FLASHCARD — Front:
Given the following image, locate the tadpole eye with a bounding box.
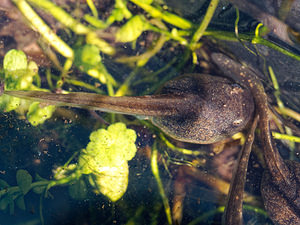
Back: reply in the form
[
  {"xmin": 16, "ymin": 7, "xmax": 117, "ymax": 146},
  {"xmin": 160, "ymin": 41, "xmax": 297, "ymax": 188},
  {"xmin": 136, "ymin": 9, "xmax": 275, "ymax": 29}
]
[{"xmin": 233, "ymin": 119, "xmax": 243, "ymax": 126}]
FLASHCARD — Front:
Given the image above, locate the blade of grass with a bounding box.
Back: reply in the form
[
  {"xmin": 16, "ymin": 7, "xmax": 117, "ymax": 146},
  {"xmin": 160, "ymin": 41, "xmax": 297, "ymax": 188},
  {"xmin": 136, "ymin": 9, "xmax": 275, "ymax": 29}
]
[
  {"xmin": 189, "ymin": 0, "xmax": 219, "ymax": 50},
  {"xmin": 12, "ymin": 0, "xmax": 74, "ymax": 59},
  {"xmin": 151, "ymin": 142, "xmax": 172, "ymax": 225}
]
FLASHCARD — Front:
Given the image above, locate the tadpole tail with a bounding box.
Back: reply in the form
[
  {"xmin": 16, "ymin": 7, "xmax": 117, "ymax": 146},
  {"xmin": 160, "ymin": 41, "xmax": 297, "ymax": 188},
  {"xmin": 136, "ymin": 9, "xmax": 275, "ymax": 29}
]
[
  {"xmin": 223, "ymin": 114, "xmax": 259, "ymax": 225},
  {"xmin": 4, "ymin": 90, "xmax": 189, "ymax": 117},
  {"xmin": 0, "ymin": 76, "xmax": 4, "ymax": 96},
  {"xmin": 212, "ymin": 53, "xmax": 292, "ymax": 188},
  {"xmin": 0, "ymin": 82, "xmax": 3, "ymax": 96}
]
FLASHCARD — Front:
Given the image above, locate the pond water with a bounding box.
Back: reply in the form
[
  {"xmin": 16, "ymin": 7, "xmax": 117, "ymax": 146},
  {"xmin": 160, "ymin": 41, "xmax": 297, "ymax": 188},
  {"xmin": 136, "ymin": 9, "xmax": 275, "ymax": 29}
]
[{"xmin": 0, "ymin": 0, "xmax": 299, "ymax": 225}]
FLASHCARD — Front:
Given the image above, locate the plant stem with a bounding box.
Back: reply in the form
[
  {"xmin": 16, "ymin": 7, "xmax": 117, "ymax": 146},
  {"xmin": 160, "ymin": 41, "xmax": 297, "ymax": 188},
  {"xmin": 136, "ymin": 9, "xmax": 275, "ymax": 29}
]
[
  {"xmin": 149, "ymin": 25, "xmax": 188, "ymax": 45},
  {"xmin": 86, "ymin": 0, "xmax": 98, "ymax": 18},
  {"xmin": 203, "ymin": 30, "xmax": 300, "ymax": 61},
  {"xmin": 272, "ymin": 132, "xmax": 300, "ymax": 143},
  {"xmin": 115, "ymin": 67, "xmax": 139, "ymax": 96},
  {"xmin": 12, "ymin": 0, "xmax": 74, "ymax": 59},
  {"xmin": 130, "ymin": 0, "xmax": 193, "ymax": 30},
  {"xmin": 27, "ymin": 0, "xmax": 115, "ymax": 55},
  {"xmin": 28, "ymin": 0, "xmax": 89, "ymax": 34},
  {"xmin": 159, "ymin": 133, "xmax": 205, "ymax": 156},
  {"xmin": 117, "ymin": 35, "xmax": 167, "ymax": 66},
  {"xmin": 151, "ymin": 143, "xmax": 172, "ymax": 225},
  {"xmin": 252, "ymin": 36, "xmax": 300, "ymax": 61},
  {"xmin": 275, "ymin": 106, "xmax": 300, "ymax": 122},
  {"xmin": 190, "ymin": 0, "xmax": 219, "ymax": 50},
  {"xmin": 268, "ymin": 66, "xmax": 295, "ymax": 158},
  {"xmin": 188, "ymin": 207, "xmax": 225, "ymax": 225},
  {"xmin": 46, "ymin": 171, "xmax": 81, "ymax": 191}
]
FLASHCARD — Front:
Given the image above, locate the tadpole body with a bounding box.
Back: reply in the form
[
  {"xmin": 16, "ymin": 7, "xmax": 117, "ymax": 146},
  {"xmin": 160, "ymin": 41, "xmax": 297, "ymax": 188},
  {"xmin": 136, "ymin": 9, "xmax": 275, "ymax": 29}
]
[
  {"xmin": 4, "ymin": 73, "xmax": 254, "ymax": 144},
  {"xmin": 212, "ymin": 53, "xmax": 300, "ymax": 225}
]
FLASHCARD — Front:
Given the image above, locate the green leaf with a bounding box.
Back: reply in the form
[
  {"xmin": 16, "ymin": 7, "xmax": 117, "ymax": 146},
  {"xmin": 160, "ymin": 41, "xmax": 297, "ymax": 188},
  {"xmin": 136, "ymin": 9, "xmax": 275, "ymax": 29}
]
[
  {"xmin": 0, "ymin": 49, "xmax": 38, "ymax": 113},
  {"xmin": 116, "ymin": 15, "xmax": 149, "ymax": 42},
  {"xmin": 32, "ymin": 173, "xmax": 47, "ymax": 194},
  {"xmin": 115, "ymin": 0, "xmax": 132, "ymax": 19},
  {"xmin": 78, "ymin": 122, "xmax": 137, "ymax": 172},
  {"xmin": 32, "ymin": 187, "xmax": 45, "ymax": 195},
  {"xmin": 16, "ymin": 170, "xmax": 32, "ymax": 195},
  {"xmin": 32, "ymin": 186, "xmax": 46, "ymax": 195},
  {"xmin": 68, "ymin": 179, "xmax": 88, "ymax": 200},
  {"xmin": 27, "ymin": 61, "xmax": 39, "ymax": 74},
  {"xmin": 84, "ymin": 15, "xmax": 107, "ymax": 29},
  {"xmin": 9, "ymin": 199, "xmax": 14, "ymax": 215},
  {"xmin": 0, "ymin": 95, "xmax": 21, "ymax": 112},
  {"xmin": 107, "ymin": 0, "xmax": 132, "ymax": 24},
  {"xmin": 81, "ymin": 45, "xmax": 101, "ymax": 66},
  {"xmin": 138, "ymin": 0, "xmax": 153, "ymax": 4},
  {"xmin": 89, "ymin": 161, "xmax": 129, "ymax": 202},
  {"xmin": 0, "ymin": 194, "xmax": 12, "ymax": 211},
  {"xmin": 3, "ymin": 49, "xmax": 27, "ymax": 71},
  {"xmin": 78, "ymin": 122, "xmax": 137, "ymax": 201},
  {"xmin": 15, "ymin": 195, "xmax": 26, "ymax": 211},
  {"xmin": 74, "ymin": 45, "xmax": 101, "ymax": 72},
  {"xmin": 0, "ymin": 179, "xmax": 9, "ymax": 189},
  {"xmin": 27, "ymin": 102, "xmax": 56, "ymax": 126}
]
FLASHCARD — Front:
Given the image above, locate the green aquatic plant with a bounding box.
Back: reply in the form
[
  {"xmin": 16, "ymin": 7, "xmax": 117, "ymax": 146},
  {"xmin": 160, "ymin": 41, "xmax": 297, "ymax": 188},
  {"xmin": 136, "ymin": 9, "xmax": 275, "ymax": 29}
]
[
  {"xmin": 0, "ymin": 49, "xmax": 56, "ymax": 125},
  {"xmin": 1, "ymin": 49, "xmax": 36, "ymax": 112},
  {"xmin": 0, "ymin": 123, "xmax": 137, "ymax": 215},
  {"xmin": 0, "ymin": 0, "xmax": 300, "ymax": 224},
  {"xmin": 78, "ymin": 122, "xmax": 137, "ymax": 201}
]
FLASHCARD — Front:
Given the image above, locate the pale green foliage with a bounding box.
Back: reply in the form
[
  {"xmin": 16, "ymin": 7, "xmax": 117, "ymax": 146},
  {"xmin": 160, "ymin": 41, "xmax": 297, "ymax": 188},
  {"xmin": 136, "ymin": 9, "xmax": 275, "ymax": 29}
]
[
  {"xmin": 68, "ymin": 179, "xmax": 88, "ymax": 200},
  {"xmin": 3, "ymin": 49, "xmax": 27, "ymax": 71},
  {"xmin": 3, "ymin": 49, "xmax": 36, "ymax": 91},
  {"xmin": 89, "ymin": 161, "xmax": 129, "ymax": 202},
  {"xmin": 116, "ymin": 15, "xmax": 150, "ymax": 42},
  {"xmin": 16, "ymin": 169, "xmax": 32, "ymax": 195},
  {"xmin": 0, "ymin": 95, "xmax": 21, "ymax": 112},
  {"xmin": 27, "ymin": 102, "xmax": 56, "ymax": 126},
  {"xmin": 1, "ymin": 49, "xmax": 55, "ymax": 126},
  {"xmin": 74, "ymin": 44, "xmax": 108, "ymax": 82},
  {"xmin": 74, "ymin": 44, "xmax": 101, "ymax": 71},
  {"xmin": 139, "ymin": 0, "xmax": 153, "ymax": 4},
  {"xmin": 78, "ymin": 122, "xmax": 137, "ymax": 201},
  {"xmin": 0, "ymin": 170, "xmax": 32, "ymax": 214},
  {"xmin": 107, "ymin": 0, "xmax": 132, "ymax": 24},
  {"xmin": 79, "ymin": 122, "xmax": 137, "ymax": 172},
  {"xmin": 1, "ymin": 50, "xmax": 33, "ymax": 111}
]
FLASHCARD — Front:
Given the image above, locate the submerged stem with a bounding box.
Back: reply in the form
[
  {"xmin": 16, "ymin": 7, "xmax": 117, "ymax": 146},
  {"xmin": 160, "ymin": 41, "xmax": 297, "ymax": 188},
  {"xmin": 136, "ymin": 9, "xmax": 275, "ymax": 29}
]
[
  {"xmin": 151, "ymin": 143, "xmax": 172, "ymax": 225},
  {"xmin": 12, "ymin": 0, "xmax": 74, "ymax": 59},
  {"xmin": 190, "ymin": 0, "xmax": 219, "ymax": 50}
]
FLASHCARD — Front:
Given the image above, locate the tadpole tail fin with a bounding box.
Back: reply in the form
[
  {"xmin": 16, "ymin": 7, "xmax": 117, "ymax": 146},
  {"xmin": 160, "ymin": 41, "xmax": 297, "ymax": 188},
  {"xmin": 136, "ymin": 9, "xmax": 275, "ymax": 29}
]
[
  {"xmin": 4, "ymin": 90, "xmax": 189, "ymax": 117},
  {"xmin": 0, "ymin": 78, "xmax": 4, "ymax": 96}
]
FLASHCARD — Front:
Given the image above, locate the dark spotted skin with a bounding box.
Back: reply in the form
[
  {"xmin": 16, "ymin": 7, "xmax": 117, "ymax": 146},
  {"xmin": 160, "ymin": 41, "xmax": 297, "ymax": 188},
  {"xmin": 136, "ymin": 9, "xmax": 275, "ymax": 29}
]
[
  {"xmin": 212, "ymin": 53, "xmax": 300, "ymax": 225},
  {"xmin": 151, "ymin": 74, "xmax": 254, "ymax": 144}
]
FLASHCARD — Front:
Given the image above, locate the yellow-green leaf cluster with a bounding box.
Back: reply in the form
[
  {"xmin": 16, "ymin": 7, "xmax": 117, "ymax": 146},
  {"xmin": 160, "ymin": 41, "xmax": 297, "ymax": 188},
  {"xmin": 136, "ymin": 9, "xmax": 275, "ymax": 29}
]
[
  {"xmin": 74, "ymin": 44, "xmax": 107, "ymax": 83},
  {"xmin": 27, "ymin": 102, "xmax": 56, "ymax": 126},
  {"xmin": 3, "ymin": 49, "xmax": 37, "ymax": 91},
  {"xmin": 79, "ymin": 122, "xmax": 137, "ymax": 173},
  {"xmin": 1, "ymin": 49, "xmax": 56, "ymax": 126},
  {"xmin": 89, "ymin": 161, "xmax": 129, "ymax": 202},
  {"xmin": 1, "ymin": 50, "xmax": 37, "ymax": 112},
  {"xmin": 116, "ymin": 15, "xmax": 150, "ymax": 42},
  {"xmin": 78, "ymin": 122, "xmax": 137, "ymax": 201}
]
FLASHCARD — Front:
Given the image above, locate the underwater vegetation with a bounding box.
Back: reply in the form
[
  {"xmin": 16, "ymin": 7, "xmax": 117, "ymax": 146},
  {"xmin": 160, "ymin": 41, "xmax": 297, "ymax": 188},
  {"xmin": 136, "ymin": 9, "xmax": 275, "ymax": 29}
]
[{"xmin": 0, "ymin": 0, "xmax": 300, "ymax": 224}]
